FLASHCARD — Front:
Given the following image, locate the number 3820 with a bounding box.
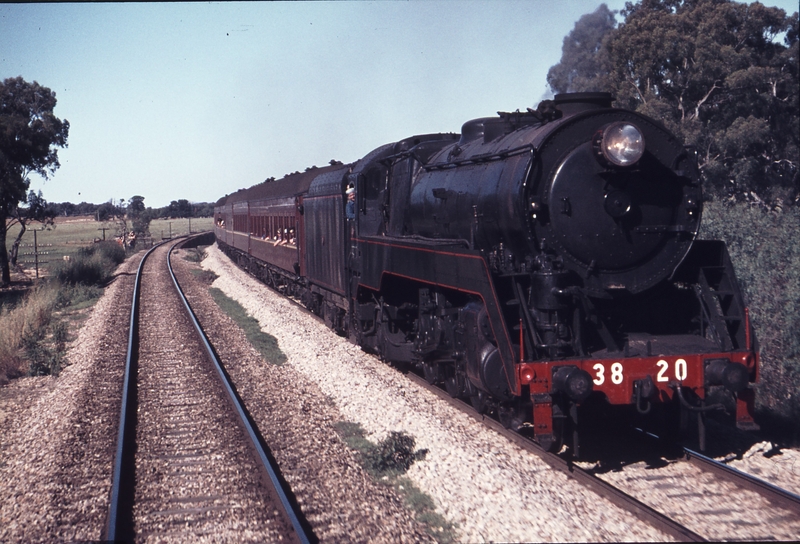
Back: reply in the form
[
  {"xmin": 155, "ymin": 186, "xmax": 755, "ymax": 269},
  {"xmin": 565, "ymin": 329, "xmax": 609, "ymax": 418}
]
[{"xmin": 592, "ymin": 359, "xmax": 688, "ymax": 386}]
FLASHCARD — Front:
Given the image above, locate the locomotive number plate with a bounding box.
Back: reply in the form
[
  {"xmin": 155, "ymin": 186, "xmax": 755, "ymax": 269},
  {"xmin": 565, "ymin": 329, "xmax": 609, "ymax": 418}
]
[{"xmin": 592, "ymin": 358, "xmax": 689, "ymax": 386}]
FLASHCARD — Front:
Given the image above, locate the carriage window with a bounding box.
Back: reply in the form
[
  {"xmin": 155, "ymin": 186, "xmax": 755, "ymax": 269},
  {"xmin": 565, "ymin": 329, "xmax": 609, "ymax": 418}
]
[{"xmin": 233, "ymin": 214, "xmax": 247, "ymax": 232}]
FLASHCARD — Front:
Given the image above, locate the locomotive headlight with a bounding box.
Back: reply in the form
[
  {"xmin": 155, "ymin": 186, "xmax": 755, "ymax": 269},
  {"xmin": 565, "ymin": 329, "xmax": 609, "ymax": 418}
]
[{"xmin": 598, "ymin": 122, "xmax": 645, "ymax": 167}]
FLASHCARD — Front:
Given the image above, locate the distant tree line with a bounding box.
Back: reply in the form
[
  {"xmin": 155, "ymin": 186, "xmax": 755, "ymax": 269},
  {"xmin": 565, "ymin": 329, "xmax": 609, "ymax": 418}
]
[
  {"xmin": 46, "ymin": 198, "xmax": 215, "ymax": 221},
  {"xmin": 547, "ymin": 0, "xmax": 798, "ymax": 206},
  {"xmin": 4, "ymin": 192, "xmax": 216, "ymax": 270}
]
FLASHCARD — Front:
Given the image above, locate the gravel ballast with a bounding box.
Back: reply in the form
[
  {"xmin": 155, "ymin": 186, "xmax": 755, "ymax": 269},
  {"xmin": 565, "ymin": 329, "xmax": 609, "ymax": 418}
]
[
  {"xmin": 172, "ymin": 248, "xmax": 433, "ymax": 542},
  {"xmin": 0, "ymin": 256, "xmax": 139, "ymax": 542},
  {"xmin": 3, "ymin": 240, "xmax": 798, "ymax": 542},
  {"xmin": 201, "ymin": 243, "xmax": 671, "ymax": 542}
]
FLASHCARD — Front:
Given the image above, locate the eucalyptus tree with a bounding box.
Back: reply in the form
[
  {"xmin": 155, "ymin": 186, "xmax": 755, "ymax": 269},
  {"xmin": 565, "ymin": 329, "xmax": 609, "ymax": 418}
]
[
  {"xmin": 548, "ymin": 0, "xmax": 799, "ymax": 204},
  {"xmin": 0, "ymin": 77, "xmax": 69, "ymax": 285},
  {"xmin": 127, "ymin": 194, "xmax": 153, "ymax": 237}
]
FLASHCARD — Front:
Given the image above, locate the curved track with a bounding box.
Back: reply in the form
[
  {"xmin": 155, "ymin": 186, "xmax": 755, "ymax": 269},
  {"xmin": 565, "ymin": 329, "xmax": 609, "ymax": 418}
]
[
  {"xmin": 404, "ymin": 372, "xmax": 706, "ymax": 541},
  {"xmin": 682, "ymin": 446, "xmax": 800, "ymax": 516},
  {"xmin": 103, "ymin": 239, "xmax": 313, "ymax": 543},
  {"xmin": 219, "ymin": 254, "xmax": 704, "ymax": 541},
  {"xmin": 410, "ymin": 371, "xmax": 800, "ymax": 541}
]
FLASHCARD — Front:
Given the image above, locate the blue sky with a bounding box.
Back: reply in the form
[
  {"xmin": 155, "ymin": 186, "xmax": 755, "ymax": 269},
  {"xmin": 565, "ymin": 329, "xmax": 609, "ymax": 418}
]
[{"xmin": 2, "ymin": 0, "xmax": 798, "ymax": 209}]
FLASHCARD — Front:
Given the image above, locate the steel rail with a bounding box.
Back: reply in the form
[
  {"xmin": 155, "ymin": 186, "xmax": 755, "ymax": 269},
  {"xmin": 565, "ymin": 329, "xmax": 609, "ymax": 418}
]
[
  {"xmin": 104, "ymin": 242, "xmax": 164, "ymax": 542},
  {"xmin": 167, "ymin": 240, "xmax": 312, "ymax": 544},
  {"xmin": 219, "ymin": 239, "xmax": 799, "ymax": 539},
  {"xmin": 104, "ymin": 238, "xmax": 313, "ymax": 543},
  {"xmin": 683, "ymin": 447, "xmax": 800, "ymax": 516},
  {"xmin": 632, "ymin": 425, "xmax": 800, "ymax": 517},
  {"xmin": 404, "ymin": 372, "xmax": 706, "ymax": 543}
]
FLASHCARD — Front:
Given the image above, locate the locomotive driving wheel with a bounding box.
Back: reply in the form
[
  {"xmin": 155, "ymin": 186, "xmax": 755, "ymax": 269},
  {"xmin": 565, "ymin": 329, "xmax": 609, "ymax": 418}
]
[
  {"xmin": 468, "ymin": 384, "xmax": 488, "ymax": 414},
  {"xmin": 422, "ymin": 361, "xmax": 443, "ymax": 384},
  {"xmin": 444, "ymin": 365, "xmax": 467, "ymax": 398},
  {"xmin": 498, "ymin": 401, "xmax": 526, "ymax": 431}
]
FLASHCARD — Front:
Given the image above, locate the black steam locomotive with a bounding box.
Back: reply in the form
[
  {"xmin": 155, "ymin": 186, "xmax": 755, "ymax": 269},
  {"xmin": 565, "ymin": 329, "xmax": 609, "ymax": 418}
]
[{"xmin": 215, "ymin": 92, "xmax": 758, "ymax": 452}]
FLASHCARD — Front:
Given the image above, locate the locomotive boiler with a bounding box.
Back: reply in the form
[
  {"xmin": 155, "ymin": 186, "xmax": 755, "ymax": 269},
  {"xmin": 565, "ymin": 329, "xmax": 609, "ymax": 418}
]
[{"xmin": 215, "ymin": 92, "xmax": 758, "ymax": 452}]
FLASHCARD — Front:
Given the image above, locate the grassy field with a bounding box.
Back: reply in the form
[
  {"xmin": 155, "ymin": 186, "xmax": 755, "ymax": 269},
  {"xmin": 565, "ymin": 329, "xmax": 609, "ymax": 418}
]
[{"xmin": 4, "ymin": 216, "xmax": 213, "ymax": 278}]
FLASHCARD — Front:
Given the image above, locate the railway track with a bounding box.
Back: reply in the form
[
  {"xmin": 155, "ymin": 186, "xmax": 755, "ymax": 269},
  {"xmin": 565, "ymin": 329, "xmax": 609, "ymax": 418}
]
[
  {"xmin": 681, "ymin": 445, "xmax": 800, "ymax": 516},
  {"xmin": 402, "ymin": 372, "xmax": 705, "ymax": 542},
  {"xmin": 103, "ymin": 239, "xmax": 313, "ymax": 543},
  {"xmin": 208, "ymin": 245, "xmax": 800, "ymax": 541},
  {"xmin": 628, "ymin": 425, "xmax": 800, "ymax": 518},
  {"xmin": 273, "ymin": 269, "xmax": 800, "ymax": 540},
  {"xmin": 405, "ymin": 371, "xmax": 800, "ymax": 542}
]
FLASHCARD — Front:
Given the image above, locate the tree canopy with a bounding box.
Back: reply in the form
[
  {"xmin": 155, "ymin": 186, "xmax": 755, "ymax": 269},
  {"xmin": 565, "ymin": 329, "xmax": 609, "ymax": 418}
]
[
  {"xmin": 547, "ymin": 0, "xmax": 799, "ymax": 205},
  {"xmin": 126, "ymin": 195, "xmax": 154, "ymax": 237},
  {"xmin": 1, "ymin": 77, "xmax": 69, "ymax": 285},
  {"xmin": 167, "ymin": 199, "xmax": 193, "ymax": 218}
]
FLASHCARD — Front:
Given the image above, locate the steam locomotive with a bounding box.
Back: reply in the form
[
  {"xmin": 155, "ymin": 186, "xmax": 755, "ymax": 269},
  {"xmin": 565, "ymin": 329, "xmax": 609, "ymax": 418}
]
[{"xmin": 214, "ymin": 92, "xmax": 758, "ymax": 452}]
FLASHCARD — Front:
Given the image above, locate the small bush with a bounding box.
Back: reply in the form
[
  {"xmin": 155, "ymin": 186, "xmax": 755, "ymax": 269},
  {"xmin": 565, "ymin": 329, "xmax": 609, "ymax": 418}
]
[
  {"xmin": 190, "ymin": 268, "xmax": 218, "ymax": 285},
  {"xmin": 334, "ymin": 422, "xmax": 428, "ymax": 476},
  {"xmin": 53, "ymin": 254, "xmax": 107, "ymax": 285},
  {"xmin": 54, "ymin": 241, "xmax": 125, "ymax": 285},
  {"xmin": 25, "ymin": 336, "xmax": 65, "ymax": 377},
  {"xmin": 183, "ymin": 248, "xmax": 205, "ymax": 263},
  {"xmin": 333, "ymin": 422, "xmax": 453, "ymax": 542},
  {"xmin": 88, "ymin": 241, "xmax": 126, "ymax": 265}
]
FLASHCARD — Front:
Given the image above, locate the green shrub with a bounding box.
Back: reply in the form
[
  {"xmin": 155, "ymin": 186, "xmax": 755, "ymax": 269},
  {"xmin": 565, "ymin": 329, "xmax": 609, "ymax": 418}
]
[
  {"xmin": 333, "ymin": 422, "xmax": 453, "ymax": 542},
  {"xmin": 53, "ymin": 241, "xmax": 125, "ymax": 285},
  {"xmin": 334, "ymin": 422, "xmax": 428, "ymax": 476},
  {"xmin": 53, "ymin": 254, "xmax": 108, "ymax": 285},
  {"xmin": 365, "ymin": 431, "xmax": 428, "ymax": 475},
  {"xmin": 89, "ymin": 240, "xmax": 126, "ymax": 265},
  {"xmin": 183, "ymin": 248, "xmax": 205, "ymax": 263},
  {"xmin": 190, "ymin": 268, "xmax": 218, "ymax": 285},
  {"xmin": 700, "ymin": 201, "xmax": 800, "ymax": 437},
  {"xmin": 25, "ymin": 335, "xmax": 65, "ymax": 377}
]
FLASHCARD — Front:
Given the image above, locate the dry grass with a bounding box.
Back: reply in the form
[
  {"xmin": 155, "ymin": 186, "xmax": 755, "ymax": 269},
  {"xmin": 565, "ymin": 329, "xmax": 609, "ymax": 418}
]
[
  {"xmin": 0, "ymin": 240, "xmax": 120, "ymax": 384},
  {"xmin": 0, "ymin": 283, "xmax": 59, "ymax": 384},
  {"xmin": 1, "ymin": 216, "xmax": 208, "ymax": 385}
]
